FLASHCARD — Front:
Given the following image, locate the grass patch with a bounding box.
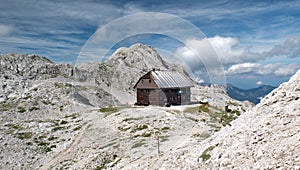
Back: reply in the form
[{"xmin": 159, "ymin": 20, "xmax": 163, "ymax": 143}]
[
  {"xmin": 48, "ymin": 136, "xmax": 58, "ymax": 141},
  {"xmin": 131, "ymin": 142, "xmax": 145, "ymax": 148},
  {"xmin": 17, "ymin": 107, "xmax": 26, "ymax": 113},
  {"xmin": 199, "ymin": 104, "xmax": 210, "ymax": 113},
  {"xmin": 38, "ymin": 141, "xmax": 49, "ymax": 146},
  {"xmin": 200, "ymin": 146, "xmax": 215, "ymax": 161},
  {"xmin": 0, "ymin": 103, "xmax": 17, "ymax": 112},
  {"xmin": 60, "ymin": 120, "xmax": 68, "ymax": 125},
  {"xmin": 141, "ymin": 132, "xmax": 151, "ymax": 137},
  {"xmin": 64, "ymin": 113, "xmax": 79, "ymax": 119},
  {"xmin": 184, "ymin": 106, "xmax": 199, "ymax": 113},
  {"xmin": 16, "ymin": 132, "xmax": 33, "ymax": 140},
  {"xmin": 73, "ymin": 125, "xmax": 82, "ymax": 131},
  {"xmin": 52, "ymin": 126, "xmax": 65, "ymax": 132},
  {"xmin": 184, "ymin": 104, "xmax": 210, "ymax": 113},
  {"xmin": 161, "ymin": 126, "xmax": 170, "ymax": 131},
  {"xmin": 29, "ymin": 106, "xmax": 40, "ymax": 111},
  {"xmin": 5, "ymin": 123, "xmax": 23, "ymax": 130},
  {"xmin": 99, "ymin": 107, "xmax": 118, "ymax": 113}
]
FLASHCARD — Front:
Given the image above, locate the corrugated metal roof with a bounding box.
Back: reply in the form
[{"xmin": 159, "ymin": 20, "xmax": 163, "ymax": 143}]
[{"xmin": 151, "ymin": 70, "xmax": 193, "ymax": 88}]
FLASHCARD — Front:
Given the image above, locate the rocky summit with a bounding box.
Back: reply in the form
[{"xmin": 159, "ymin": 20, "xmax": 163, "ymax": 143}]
[{"xmin": 0, "ymin": 43, "xmax": 283, "ymax": 169}]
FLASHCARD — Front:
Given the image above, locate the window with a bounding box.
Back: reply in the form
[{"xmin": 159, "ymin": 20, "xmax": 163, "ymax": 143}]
[
  {"xmin": 141, "ymin": 80, "xmax": 144, "ymax": 83},
  {"xmin": 149, "ymin": 79, "xmax": 151, "ymax": 83}
]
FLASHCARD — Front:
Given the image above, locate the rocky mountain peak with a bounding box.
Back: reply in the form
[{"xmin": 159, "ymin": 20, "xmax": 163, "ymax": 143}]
[{"xmin": 108, "ymin": 43, "xmax": 169, "ymax": 70}]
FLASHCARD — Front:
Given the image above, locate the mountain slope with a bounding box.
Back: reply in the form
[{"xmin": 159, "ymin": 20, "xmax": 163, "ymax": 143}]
[
  {"xmin": 226, "ymin": 84, "xmax": 276, "ymax": 104},
  {"xmin": 158, "ymin": 69, "xmax": 300, "ymax": 169},
  {"xmin": 79, "ymin": 43, "xmax": 187, "ymax": 104}
]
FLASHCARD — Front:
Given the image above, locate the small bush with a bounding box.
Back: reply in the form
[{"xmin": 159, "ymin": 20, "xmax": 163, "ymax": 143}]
[
  {"xmin": 200, "ymin": 146, "xmax": 215, "ymax": 161},
  {"xmin": 52, "ymin": 126, "xmax": 65, "ymax": 132},
  {"xmin": 73, "ymin": 126, "xmax": 82, "ymax": 131},
  {"xmin": 142, "ymin": 132, "xmax": 151, "ymax": 137},
  {"xmin": 161, "ymin": 126, "xmax": 170, "ymax": 131},
  {"xmin": 60, "ymin": 120, "xmax": 68, "ymax": 125},
  {"xmin": 48, "ymin": 136, "xmax": 58, "ymax": 141},
  {"xmin": 16, "ymin": 132, "xmax": 33, "ymax": 140},
  {"xmin": 29, "ymin": 106, "xmax": 40, "ymax": 111},
  {"xmin": 17, "ymin": 107, "xmax": 26, "ymax": 113},
  {"xmin": 99, "ymin": 107, "xmax": 118, "ymax": 113}
]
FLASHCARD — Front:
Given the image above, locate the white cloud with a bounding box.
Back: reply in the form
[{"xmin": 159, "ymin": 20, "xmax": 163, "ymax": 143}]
[
  {"xmin": 174, "ymin": 35, "xmax": 300, "ymax": 76},
  {"xmin": 226, "ymin": 62, "xmax": 300, "ymax": 77},
  {"xmin": 226, "ymin": 63, "xmax": 260, "ymax": 75},
  {"xmin": 174, "ymin": 36, "xmax": 263, "ymax": 67},
  {"xmin": 256, "ymin": 81, "xmax": 263, "ymax": 85}
]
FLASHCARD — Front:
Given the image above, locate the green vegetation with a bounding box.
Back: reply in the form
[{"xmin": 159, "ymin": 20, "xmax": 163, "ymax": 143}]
[
  {"xmin": 220, "ymin": 110, "xmax": 241, "ymax": 126},
  {"xmin": 0, "ymin": 103, "xmax": 17, "ymax": 111},
  {"xmin": 141, "ymin": 132, "xmax": 151, "ymax": 137},
  {"xmin": 64, "ymin": 113, "xmax": 79, "ymax": 119},
  {"xmin": 29, "ymin": 106, "xmax": 40, "ymax": 111},
  {"xmin": 60, "ymin": 120, "xmax": 68, "ymax": 125},
  {"xmin": 161, "ymin": 126, "xmax": 170, "ymax": 131},
  {"xmin": 184, "ymin": 106, "xmax": 199, "ymax": 113},
  {"xmin": 17, "ymin": 107, "xmax": 26, "ymax": 113},
  {"xmin": 131, "ymin": 142, "xmax": 145, "ymax": 148},
  {"xmin": 200, "ymin": 146, "xmax": 215, "ymax": 161},
  {"xmin": 16, "ymin": 132, "xmax": 33, "ymax": 140},
  {"xmin": 199, "ymin": 104, "xmax": 210, "ymax": 113},
  {"xmin": 23, "ymin": 95, "xmax": 32, "ymax": 100},
  {"xmin": 99, "ymin": 107, "xmax": 118, "ymax": 113},
  {"xmin": 73, "ymin": 125, "xmax": 82, "ymax": 131},
  {"xmin": 5, "ymin": 123, "xmax": 23, "ymax": 130},
  {"xmin": 184, "ymin": 104, "xmax": 210, "ymax": 113},
  {"xmin": 48, "ymin": 136, "xmax": 58, "ymax": 141},
  {"xmin": 52, "ymin": 126, "xmax": 65, "ymax": 132}
]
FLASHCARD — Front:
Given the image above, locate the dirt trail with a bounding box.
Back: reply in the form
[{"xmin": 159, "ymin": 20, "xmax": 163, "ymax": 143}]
[{"xmin": 40, "ymin": 123, "xmax": 89, "ymax": 170}]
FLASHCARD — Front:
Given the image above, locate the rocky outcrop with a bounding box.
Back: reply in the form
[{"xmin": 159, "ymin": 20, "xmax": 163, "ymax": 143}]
[{"xmin": 158, "ymin": 69, "xmax": 300, "ymax": 169}]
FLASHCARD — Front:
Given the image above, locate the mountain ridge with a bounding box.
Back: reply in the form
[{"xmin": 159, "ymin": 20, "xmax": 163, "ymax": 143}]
[{"xmin": 226, "ymin": 84, "xmax": 276, "ymax": 104}]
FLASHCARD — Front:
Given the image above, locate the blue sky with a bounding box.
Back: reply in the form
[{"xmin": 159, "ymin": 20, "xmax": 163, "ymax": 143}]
[{"xmin": 1, "ymin": 0, "xmax": 300, "ymax": 89}]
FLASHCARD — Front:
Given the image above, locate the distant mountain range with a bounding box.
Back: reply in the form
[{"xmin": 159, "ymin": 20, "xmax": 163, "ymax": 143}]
[{"xmin": 226, "ymin": 84, "xmax": 276, "ymax": 104}]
